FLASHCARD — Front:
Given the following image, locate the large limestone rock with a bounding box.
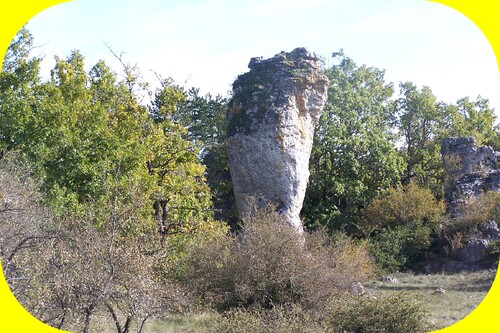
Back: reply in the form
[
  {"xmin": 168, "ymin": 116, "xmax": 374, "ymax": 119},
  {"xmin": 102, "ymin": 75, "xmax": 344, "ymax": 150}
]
[
  {"xmin": 441, "ymin": 137, "xmax": 500, "ymax": 208},
  {"xmin": 227, "ymin": 48, "xmax": 329, "ymax": 231},
  {"xmin": 441, "ymin": 137, "xmax": 500, "ymax": 265}
]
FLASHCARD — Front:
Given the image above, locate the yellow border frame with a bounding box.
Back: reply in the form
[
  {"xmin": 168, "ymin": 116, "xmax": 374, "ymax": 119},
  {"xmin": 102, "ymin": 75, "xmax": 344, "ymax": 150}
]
[{"xmin": 0, "ymin": 1, "xmax": 499, "ymax": 332}]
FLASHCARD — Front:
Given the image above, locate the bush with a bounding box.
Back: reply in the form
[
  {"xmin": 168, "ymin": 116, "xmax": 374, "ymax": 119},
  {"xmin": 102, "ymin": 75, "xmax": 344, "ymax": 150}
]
[
  {"xmin": 203, "ymin": 293, "xmax": 429, "ymax": 333},
  {"xmin": 487, "ymin": 239, "xmax": 500, "ymax": 259},
  {"xmin": 174, "ymin": 206, "xmax": 374, "ymax": 310},
  {"xmin": 321, "ymin": 292, "xmax": 429, "ymax": 333},
  {"xmin": 369, "ymin": 224, "xmax": 433, "ymax": 272},
  {"xmin": 359, "ymin": 183, "xmax": 444, "ymax": 271},
  {"xmin": 203, "ymin": 305, "xmax": 326, "ymax": 333},
  {"xmin": 450, "ymin": 191, "xmax": 500, "ymax": 233},
  {"xmin": 359, "ymin": 182, "xmax": 445, "ymax": 237}
]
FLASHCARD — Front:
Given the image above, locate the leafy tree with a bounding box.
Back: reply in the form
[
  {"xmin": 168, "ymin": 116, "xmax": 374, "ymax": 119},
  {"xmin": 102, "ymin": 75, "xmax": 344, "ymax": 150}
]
[
  {"xmin": 1, "ymin": 28, "xmax": 217, "ymax": 243},
  {"xmin": 360, "ymin": 183, "xmax": 445, "ymax": 271},
  {"xmin": 394, "ymin": 82, "xmax": 443, "ymax": 188},
  {"xmin": 0, "ymin": 27, "xmax": 42, "ymax": 158},
  {"xmin": 303, "ymin": 51, "xmax": 404, "ymax": 232},
  {"xmin": 439, "ymin": 96, "xmax": 500, "ymax": 149}
]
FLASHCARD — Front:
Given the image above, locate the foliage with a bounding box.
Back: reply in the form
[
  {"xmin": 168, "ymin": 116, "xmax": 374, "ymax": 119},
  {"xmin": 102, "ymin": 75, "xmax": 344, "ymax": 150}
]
[
  {"xmin": 359, "ymin": 182, "xmax": 445, "ymax": 237},
  {"xmin": 487, "ymin": 239, "xmax": 500, "ymax": 259},
  {"xmin": 369, "ymin": 224, "xmax": 433, "ymax": 272},
  {"xmin": 395, "ymin": 82, "xmax": 500, "ymax": 197},
  {"xmin": 174, "ymin": 205, "xmax": 374, "ymax": 311},
  {"xmin": 451, "ymin": 191, "xmax": 500, "ymax": 232},
  {"xmin": 440, "ymin": 96, "xmax": 500, "ymax": 149},
  {"xmin": 395, "ymin": 82, "xmax": 443, "ymax": 189},
  {"xmin": 320, "ymin": 292, "xmax": 429, "ymax": 333},
  {"xmin": 359, "ymin": 183, "xmax": 445, "ymax": 271},
  {"xmin": 0, "ymin": 27, "xmax": 42, "ymax": 158},
  {"xmin": 204, "ymin": 305, "xmax": 327, "ymax": 333},
  {"xmin": 204, "ymin": 293, "xmax": 428, "ymax": 333},
  {"xmin": 439, "ymin": 191, "xmax": 500, "ymax": 256},
  {"xmin": 304, "ymin": 51, "xmax": 404, "ymax": 232},
  {"xmin": 1, "ymin": 29, "xmax": 217, "ymax": 243},
  {"xmin": 0, "ymin": 161, "xmax": 187, "ymax": 333}
]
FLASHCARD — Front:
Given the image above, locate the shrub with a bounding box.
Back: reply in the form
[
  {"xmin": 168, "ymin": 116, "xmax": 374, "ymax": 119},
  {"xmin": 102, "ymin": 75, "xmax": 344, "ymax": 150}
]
[
  {"xmin": 359, "ymin": 182, "xmax": 445, "ymax": 237},
  {"xmin": 487, "ymin": 239, "xmax": 500, "ymax": 260},
  {"xmin": 174, "ymin": 205, "xmax": 374, "ymax": 311},
  {"xmin": 203, "ymin": 293, "xmax": 429, "ymax": 333},
  {"xmin": 321, "ymin": 292, "xmax": 429, "ymax": 333},
  {"xmin": 203, "ymin": 305, "xmax": 327, "ymax": 333},
  {"xmin": 369, "ymin": 224, "xmax": 433, "ymax": 272},
  {"xmin": 359, "ymin": 183, "xmax": 444, "ymax": 271},
  {"xmin": 450, "ymin": 191, "xmax": 500, "ymax": 233}
]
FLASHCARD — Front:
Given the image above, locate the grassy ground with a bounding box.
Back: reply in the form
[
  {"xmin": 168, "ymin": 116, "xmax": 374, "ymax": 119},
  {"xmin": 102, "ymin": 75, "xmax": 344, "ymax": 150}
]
[
  {"xmin": 365, "ymin": 269, "xmax": 497, "ymax": 330},
  {"xmin": 90, "ymin": 269, "xmax": 497, "ymax": 333}
]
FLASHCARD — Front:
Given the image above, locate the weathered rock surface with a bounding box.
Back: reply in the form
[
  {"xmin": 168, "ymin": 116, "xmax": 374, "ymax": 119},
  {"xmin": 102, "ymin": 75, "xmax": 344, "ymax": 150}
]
[
  {"xmin": 227, "ymin": 48, "xmax": 329, "ymax": 231},
  {"xmin": 441, "ymin": 137, "xmax": 500, "ymax": 265},
  {"xmin": 441, "ymin": 137, "xmax": 500, "ymax": 208}
]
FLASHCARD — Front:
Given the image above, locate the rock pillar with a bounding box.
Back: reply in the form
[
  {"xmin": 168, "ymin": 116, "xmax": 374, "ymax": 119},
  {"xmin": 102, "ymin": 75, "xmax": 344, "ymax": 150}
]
[{"xmin": 227, "ymin": 48, "xmax": 329, "ymax": 231}]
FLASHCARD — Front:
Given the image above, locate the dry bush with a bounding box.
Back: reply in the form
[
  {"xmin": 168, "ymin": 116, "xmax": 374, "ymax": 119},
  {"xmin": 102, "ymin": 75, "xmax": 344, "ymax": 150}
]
[
  {"xmin": 203, "ymin": 293, "xmax": 428, "ymax": 333},
  {"xmin": 319, "ymin": 292, "xmax": 429, "ymax": 333},
  {"xmin": 1, "ymin": 160, "xmax": 189, "ymax": 333},
  {"xmin": 175, "ymin": 205, "xmax": 374, "ymax": 311},
  {"xmin": 450, "ymin": 191, "xmax": 500, "ymax": 233},
  {"xmin": 203, "ymin": 304, "xmax": 327, "ymax": 333}
]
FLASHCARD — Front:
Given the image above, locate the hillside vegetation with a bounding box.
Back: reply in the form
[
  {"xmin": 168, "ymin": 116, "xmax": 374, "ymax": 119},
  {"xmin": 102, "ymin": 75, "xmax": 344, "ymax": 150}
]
[{"xmin": 1, "ymin": 28, "xmax": 499, "ymax": 333}]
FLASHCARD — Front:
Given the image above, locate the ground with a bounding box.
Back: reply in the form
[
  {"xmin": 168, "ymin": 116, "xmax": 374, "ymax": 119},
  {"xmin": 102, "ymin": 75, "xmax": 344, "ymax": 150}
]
[
  {"xmin": 365, "ymin": 269, "xmax": 497, "ymax": 330},
  {"xmin": 90, "ymin": 268, "xmax": 497, "ymax": 333}
]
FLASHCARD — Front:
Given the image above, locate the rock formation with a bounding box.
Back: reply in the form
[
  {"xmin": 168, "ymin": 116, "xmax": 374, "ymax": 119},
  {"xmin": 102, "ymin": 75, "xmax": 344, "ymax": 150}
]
[
  {"xmin": 226, "ymin": 48, "xmax": 329, "ymax": 231},
  {"xmin": 441, "ymin": 137, "xmax": 500, "ymax": 208},
  {"xmin": 441, "ymin": 137, "xmax": 500, "ymax": 266}
]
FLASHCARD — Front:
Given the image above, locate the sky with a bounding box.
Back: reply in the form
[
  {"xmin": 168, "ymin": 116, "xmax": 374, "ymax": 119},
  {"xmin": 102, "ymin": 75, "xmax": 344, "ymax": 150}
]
[{"xmin": 25, "ymin": 0, "xmax": 500, "ymax": 113}]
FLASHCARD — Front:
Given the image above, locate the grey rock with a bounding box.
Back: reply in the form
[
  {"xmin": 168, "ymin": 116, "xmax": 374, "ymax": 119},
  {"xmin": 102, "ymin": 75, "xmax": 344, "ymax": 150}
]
[
  {"xmin": 227, "ymin": 48, "xmax": 329, "ymax": 231},
  {"xmin": 350, "ymin": 282, "xmax": 365, "ymax": 295},
  {"xmin": 478, "ymin": 220, "xmax": 500, "ymax": 240},
  {"xmin": 455, "ymin": 239, "xmax": 489, "ymax": 263},
  {"xmin": 381, "ymin": 276, "xmax": 398, "ymax": 283},
  {"xmin": 435, "ymin": 287, "xmax": 446, "ymax": 294},
  {"xmin": 441, "ymin": 137, "xmax": 500, "ymax": 209}
]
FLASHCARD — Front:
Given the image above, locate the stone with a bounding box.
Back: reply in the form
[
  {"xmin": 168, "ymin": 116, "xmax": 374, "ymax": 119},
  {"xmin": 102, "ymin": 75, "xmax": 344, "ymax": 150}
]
[
  {"xmin": 478, "ymin": 220, "xmax": 500, "ymax": 240},
  {"xmin": 455, "ymin": 239, "xmax": 490, "ymax": 263},
  {"xmin": 227, "ymin": 47, "xmax": 329, "ymax": 231},
  {"xmin": 435, "ymin": 288, "xmax": 445, "ymax": 294},
  {"xmin": 441, "ymin": 137, "xmax": 500, "ymax": 209},
  {"xmin": 350, "ymin": 282, "xmax": 366, "ymax": 295},
  {"xmin": 381, "ymin": 276, "xmax": 398, "ymax": 283}
]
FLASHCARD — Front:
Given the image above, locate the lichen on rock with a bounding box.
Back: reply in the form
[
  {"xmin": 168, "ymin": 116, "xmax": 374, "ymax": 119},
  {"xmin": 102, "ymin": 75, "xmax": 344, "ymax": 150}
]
[{"xmin": 227, "ymin": 48, "xmax": 329, "ymax": 231}]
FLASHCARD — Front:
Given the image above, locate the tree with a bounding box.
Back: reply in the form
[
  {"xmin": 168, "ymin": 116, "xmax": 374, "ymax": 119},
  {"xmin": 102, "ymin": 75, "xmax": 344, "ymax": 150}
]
[
  {"xmin": 394, "ymin": 82, "xmax": 443, "ymax": 188},
  {"xmin": 395, "ymin": 82, "xmax": 500, "ymax": 196},
  {"xmin": 440, "ymin": 96, "xmax": 500, "ymax": 149},
  {"xmin": 0, "ymin": 27, "xmax": 42, "ymax": 158},
  {"xmin": 1, "ymin": 160, "xmax": 186, "ymax": 333},
  {"xmin": 303, "ymin": 51, "xmax": 404, "ymax": 233}
]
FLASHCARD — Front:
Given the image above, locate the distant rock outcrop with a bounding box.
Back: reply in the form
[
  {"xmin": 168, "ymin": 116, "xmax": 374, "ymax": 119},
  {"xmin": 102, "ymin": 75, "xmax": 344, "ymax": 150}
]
[
  {"xmin": 441, "ymin": 137, "xmax": 500, "ymax": 266},
  {"xmin": 227, "ymin": 48, "xmax": 329, "ymax": 231},
  {"xmin": 441, "ymin": 137, "xmax": 500, "ymax": 209}
]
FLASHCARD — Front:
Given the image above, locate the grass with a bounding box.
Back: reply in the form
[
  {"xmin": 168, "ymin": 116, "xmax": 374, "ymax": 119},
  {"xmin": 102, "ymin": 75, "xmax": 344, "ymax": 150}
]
[
  {"xmin": 365, "ymin": 269, "xmax": 497, "ymax": 330},
  {"xmin": 89, "ymin": 312, "xmax": 215, "ymax": 333},
  {"xmin": 88, "ymin": 269, "xmax": 497, "ymax": 333}
]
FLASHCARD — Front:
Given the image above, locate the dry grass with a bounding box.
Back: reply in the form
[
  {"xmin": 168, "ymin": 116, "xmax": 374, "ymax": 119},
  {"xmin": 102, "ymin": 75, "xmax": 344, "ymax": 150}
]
[{"xmin": 365, "ymin": 269, "xmax": 497, "ymax": 330}]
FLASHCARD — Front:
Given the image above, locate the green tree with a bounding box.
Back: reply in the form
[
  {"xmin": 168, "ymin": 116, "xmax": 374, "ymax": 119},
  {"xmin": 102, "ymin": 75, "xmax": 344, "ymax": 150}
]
[
  {"xmin": 1, "ymin": 29, "xmax": 217, "ymax": 242},
  {"xmin": 0, "ymin": 27, "xmax": 42, "ymax": 158},
  {"xmin": 303, "ymin": 51, "xmax": 404, "ymax": 233},
  {"xmin": 395, "ymin": 82, "xmax": 443, "ymax": 188},
  {"xmin": 440, "ymin": 96, "xmax": 500, "ymax": 149}
]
